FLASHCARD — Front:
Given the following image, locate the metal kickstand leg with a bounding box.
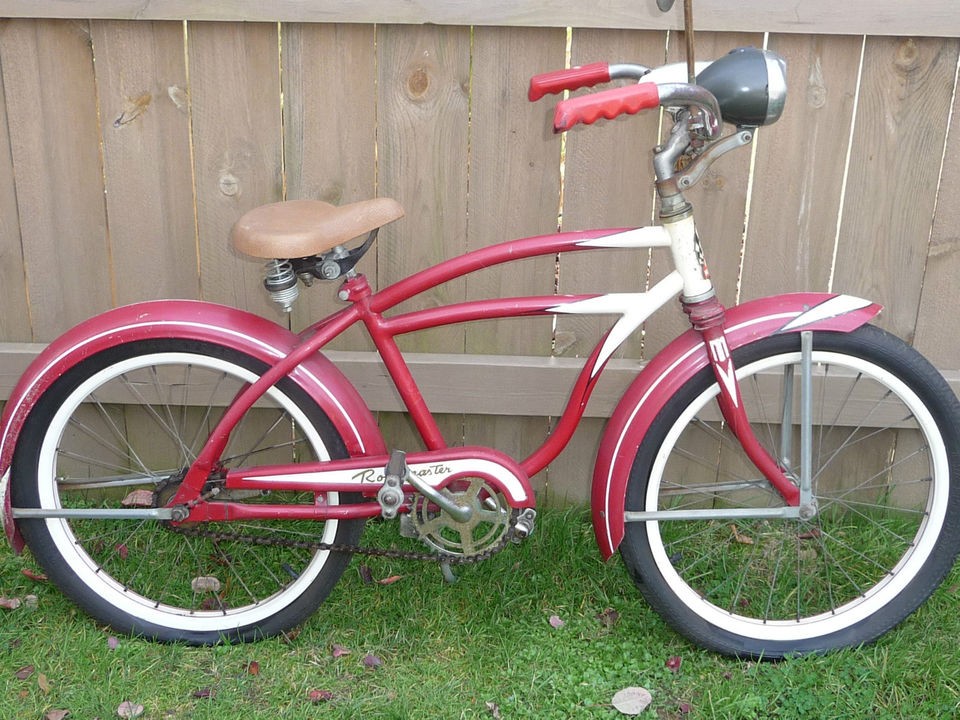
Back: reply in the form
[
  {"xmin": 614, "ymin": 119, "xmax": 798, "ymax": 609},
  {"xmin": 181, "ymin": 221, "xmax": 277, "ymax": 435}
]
[{"xmin": 440, "ymin": 562, "xmax": 458, "ymax": 584}]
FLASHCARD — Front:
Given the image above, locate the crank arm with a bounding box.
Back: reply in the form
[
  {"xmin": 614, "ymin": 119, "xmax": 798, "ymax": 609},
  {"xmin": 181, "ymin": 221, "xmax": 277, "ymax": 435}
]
[{"xmin": 401, "ymin": 462, "xmax": 473, "ymax": 523}]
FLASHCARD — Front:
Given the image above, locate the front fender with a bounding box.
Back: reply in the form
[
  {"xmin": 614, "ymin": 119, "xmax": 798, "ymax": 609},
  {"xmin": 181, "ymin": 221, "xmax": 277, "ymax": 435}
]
[
  {"xmin": 591, "ymin": 293, "xmax": 882, "ymax": 559},
  {"xmin": 0, "ymin": 300, "xmax": 385, "ymax": 552}
]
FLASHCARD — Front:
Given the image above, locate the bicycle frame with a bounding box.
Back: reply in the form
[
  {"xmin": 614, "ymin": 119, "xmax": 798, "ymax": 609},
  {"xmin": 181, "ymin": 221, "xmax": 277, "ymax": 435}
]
[
  {"xmin": 162, "ymin": 211, "xmax": 876, "ymax": 533},
  {"xmin": 166, "ymin": 224, "xmax": 686, "ymax": 515}
]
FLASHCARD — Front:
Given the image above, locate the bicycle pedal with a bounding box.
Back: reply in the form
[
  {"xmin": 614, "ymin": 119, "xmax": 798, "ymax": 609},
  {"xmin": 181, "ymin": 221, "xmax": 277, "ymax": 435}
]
[{"xmin": 439, "ymin": 563, "xmax": 458, "ymax": 584}]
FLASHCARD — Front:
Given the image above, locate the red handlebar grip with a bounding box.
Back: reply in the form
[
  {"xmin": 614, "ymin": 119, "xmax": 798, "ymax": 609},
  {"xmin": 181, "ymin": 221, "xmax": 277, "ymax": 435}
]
[
  {"xmin": 528, "ymin": 62, "xmax": 611, "ymax": 102},
  {"xmin": 553, "ymin": 83, "xmax": 661, "ymax": 132}
]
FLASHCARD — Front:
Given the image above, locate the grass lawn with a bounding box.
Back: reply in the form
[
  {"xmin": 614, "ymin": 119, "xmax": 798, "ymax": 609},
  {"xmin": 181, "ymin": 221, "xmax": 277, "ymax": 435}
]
[{"xmin": 1, "ymin": 507, "xmax": 958, "ymax": 719}]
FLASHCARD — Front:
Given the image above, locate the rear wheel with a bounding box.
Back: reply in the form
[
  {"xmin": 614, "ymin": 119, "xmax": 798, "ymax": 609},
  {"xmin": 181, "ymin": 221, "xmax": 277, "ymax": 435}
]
[
  {"xmin": 621, "ymin": 326, "xmax": 960, "ymax": 657},
  {"xmin": 12, "ymin": 339, "xmax": 364, "ymax": 644}
]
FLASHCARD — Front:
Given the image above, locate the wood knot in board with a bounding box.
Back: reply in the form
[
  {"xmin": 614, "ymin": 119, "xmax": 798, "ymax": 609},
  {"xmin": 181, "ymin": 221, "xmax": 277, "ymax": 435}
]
[
  {"xmin": 167, "ymin": 85, "xmax": 189, "ymax": 113},
  {"xmin": 407, "ymin": 67, "xmax": 430, "ymax": 99},
  {"xmin": 319, "ymin": 182, "xmax": 344, "ymax": 205},
  {"xmin": 113, "ymin": 92, "xmax": 152, "ymax": 128},
  {"xmin": 807, "ymin": 85, "xmax": 827, "ymax": 108},
  {"xmin": 928, "ymin": 236, "xmax": 960, "ymax": 259},
  {"xmin": 894, "ymin": 39, "xmax": 920, "ymax": 72},
  {"xmin": 806, "ymin": 57, "xmax": 827, "ymax": 109},
  {"xmin": 219, "ymin": 173, "xmax": 240, "ymax": 197}
]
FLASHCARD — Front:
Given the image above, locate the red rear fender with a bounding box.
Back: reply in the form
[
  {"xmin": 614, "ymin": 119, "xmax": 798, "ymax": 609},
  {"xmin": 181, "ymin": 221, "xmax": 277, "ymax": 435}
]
[{"xmin": 0, "ymin": 300, "xmax": 384, "ymax": 551}]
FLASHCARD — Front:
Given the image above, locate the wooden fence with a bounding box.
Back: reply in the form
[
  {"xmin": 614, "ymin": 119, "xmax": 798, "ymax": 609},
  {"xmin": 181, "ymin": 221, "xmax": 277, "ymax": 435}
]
[{"xmin": 1, "ymin": 3, "xmax": 959, "ymax": 501}]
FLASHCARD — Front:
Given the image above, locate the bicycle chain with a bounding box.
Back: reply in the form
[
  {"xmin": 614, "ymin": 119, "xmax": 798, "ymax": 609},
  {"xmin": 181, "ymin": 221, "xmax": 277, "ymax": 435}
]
[{"xmin": 167, "ymin": 511, "xmax": 519, "ymax": 566}]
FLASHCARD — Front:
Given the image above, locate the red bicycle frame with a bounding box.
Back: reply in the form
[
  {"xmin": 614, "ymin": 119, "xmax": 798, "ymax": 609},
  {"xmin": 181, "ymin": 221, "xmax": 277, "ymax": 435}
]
[{"xmin": 171, "ymin": 220, "xmax": 802, "ymax": 524}]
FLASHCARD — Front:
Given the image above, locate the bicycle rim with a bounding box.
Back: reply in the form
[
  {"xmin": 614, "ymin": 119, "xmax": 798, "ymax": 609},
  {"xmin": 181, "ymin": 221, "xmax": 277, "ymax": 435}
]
[
  {"xmin": 626, "ymin": 330, "xmax": 958, "ymax": 652},
  {"xmin": 19, "ymin": 343, "xmax": 353, "ymax": 637}
]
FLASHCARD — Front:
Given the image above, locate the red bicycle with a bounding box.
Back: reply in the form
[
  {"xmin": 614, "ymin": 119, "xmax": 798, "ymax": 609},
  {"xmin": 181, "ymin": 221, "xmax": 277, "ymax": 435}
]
[{"xmin": 1, "ymin": 45, "xmax": 958, "ymax": 659}]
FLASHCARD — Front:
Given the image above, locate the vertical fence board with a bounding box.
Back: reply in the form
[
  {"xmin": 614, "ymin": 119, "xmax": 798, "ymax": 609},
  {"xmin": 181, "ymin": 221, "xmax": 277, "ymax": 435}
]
[
  {"xmin": 91, "ymin": 20, "xmax": 198, "ymax": 305},
  {"xmin": 466, "ymin": 26, "xmax": 563, "ymax": 356},
  {"xmin": 913, "ymin": 66, "xmax": 960, "ymax": 367},
  {"xmin": 552, "ymin": 29, "xmax": 667, "ymax": 502},
  {"xmin": 376, "ymin": 25, "xmax": 471, "ymax": 356},
  {"xmin": 741, "ymin": 34, "xmax": 862, "ymax": 298},
  {"xmin": 832, "ymin": 36, "xmax": 960, "ymax": 343},
  {"xmin": 0, "ymin": 41, "xmax": 31, "ymax": 342},
  {"xmin": 0, "ymin": 19, "xmax": 111, "ymax": 341},
  {"xmin": 282, "ymin": 23, "xmax": 378, "ymax": 349},
  {"xmin": 461, "ymin": 26, "xmax": 565, "ymax": 468},
  {"xmin": 187, "ymin": 21, "xmax": 283, "ymax": 316},
  {"xmin": 464, "ymin": 413, "xmax": 553, "ymax": 492},
  {"xmin": 559, "ymin": 29, "xmax": 666, "ymax": 362},
  {"xmin": 375, "ymin": 25, "xmax": 470, "ymax": 450}
]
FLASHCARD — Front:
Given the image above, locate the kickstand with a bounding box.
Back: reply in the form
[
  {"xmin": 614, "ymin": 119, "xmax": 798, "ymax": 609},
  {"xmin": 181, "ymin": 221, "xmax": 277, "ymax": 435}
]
[{"xmin": 440, "ymin": 562, "xmax": 458, "ymax": 584}]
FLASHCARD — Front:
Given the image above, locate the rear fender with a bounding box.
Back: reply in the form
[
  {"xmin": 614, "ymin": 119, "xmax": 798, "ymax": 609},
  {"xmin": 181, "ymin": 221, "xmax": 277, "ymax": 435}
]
[
  {"xmin": 0, "ymin": 300, "xmax": 385, "ymax": 552},
  {"xmin": 591, "ymin": 293, "xmax": 882, "ymax": 559}
]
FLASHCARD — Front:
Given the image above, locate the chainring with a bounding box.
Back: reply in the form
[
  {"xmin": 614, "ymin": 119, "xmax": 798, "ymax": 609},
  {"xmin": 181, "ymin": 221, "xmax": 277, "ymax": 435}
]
[{"xmin": 408, "ymin": 477, "xmax": 512, "ymax": 557}]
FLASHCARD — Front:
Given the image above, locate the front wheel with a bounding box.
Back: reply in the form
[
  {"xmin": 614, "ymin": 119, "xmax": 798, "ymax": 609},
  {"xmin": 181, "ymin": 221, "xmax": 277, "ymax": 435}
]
[
  {"xmin": 621, "ymin": 326, "xmax": 960, "ymax": 658},
  {"xmin": 11, "ymin": 339, "xmax": 365, "ymax": 644}
]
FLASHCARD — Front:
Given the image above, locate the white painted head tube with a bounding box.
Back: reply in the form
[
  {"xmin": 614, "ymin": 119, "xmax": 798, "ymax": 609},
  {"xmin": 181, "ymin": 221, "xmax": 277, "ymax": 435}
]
[{"xmin": 664, "ymin": 215, "xmax": 713, "ymax": 300}]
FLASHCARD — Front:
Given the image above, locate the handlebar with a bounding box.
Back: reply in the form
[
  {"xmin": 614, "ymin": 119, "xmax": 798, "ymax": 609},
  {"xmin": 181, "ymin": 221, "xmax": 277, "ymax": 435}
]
[
  {"xmin": 528, "ymin": 62, "xmax": 652, "ymax": 102},
  {"xmin": 530, "ymin": 48, "xmax": 788, "ymax": 136},
  {"xmin": 553, "ymin": 83, "xmax": 662, "ymax": 132},
  {"xmin": 529, "ymin": 49, "xmax": 787, "ymax": 200},
  {"xmin": 528, "ymin": 62, "xmax": 611, "ymax": 102},
  {"xmin": 541, "ymin": 77, "xmax": 722, "ymax": 138}
]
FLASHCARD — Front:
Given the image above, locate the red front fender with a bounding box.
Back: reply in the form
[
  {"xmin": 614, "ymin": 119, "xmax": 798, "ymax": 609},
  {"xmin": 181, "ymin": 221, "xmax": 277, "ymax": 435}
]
[
  {"xmin": 0, "ymin": 300, "xmax": 385, "ymax": 552},
  {"xmin": 591, "ymin": 293, "xmax": 882, "ymax": 559}
]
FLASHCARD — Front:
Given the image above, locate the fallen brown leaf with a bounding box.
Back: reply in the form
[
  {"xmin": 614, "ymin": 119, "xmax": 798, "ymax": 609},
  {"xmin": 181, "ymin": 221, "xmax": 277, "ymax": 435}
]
[
  {"xmin": 730, "ymin": 524, "xmax": 754, "ymax": 545},
  {"xmin": 596, "ymin": 607, "xmax": 620, "ymax": 629},
  {"xmin": 308, "ymin": 689, "xmax": 334, "ymax": 703},
  {"xmin": 331, "ymin": 643, "xmax": 351, "ymax": 658},
  {"xmin": 121, "ymin": 489, "xmax": 155, "ymax": 507}
]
